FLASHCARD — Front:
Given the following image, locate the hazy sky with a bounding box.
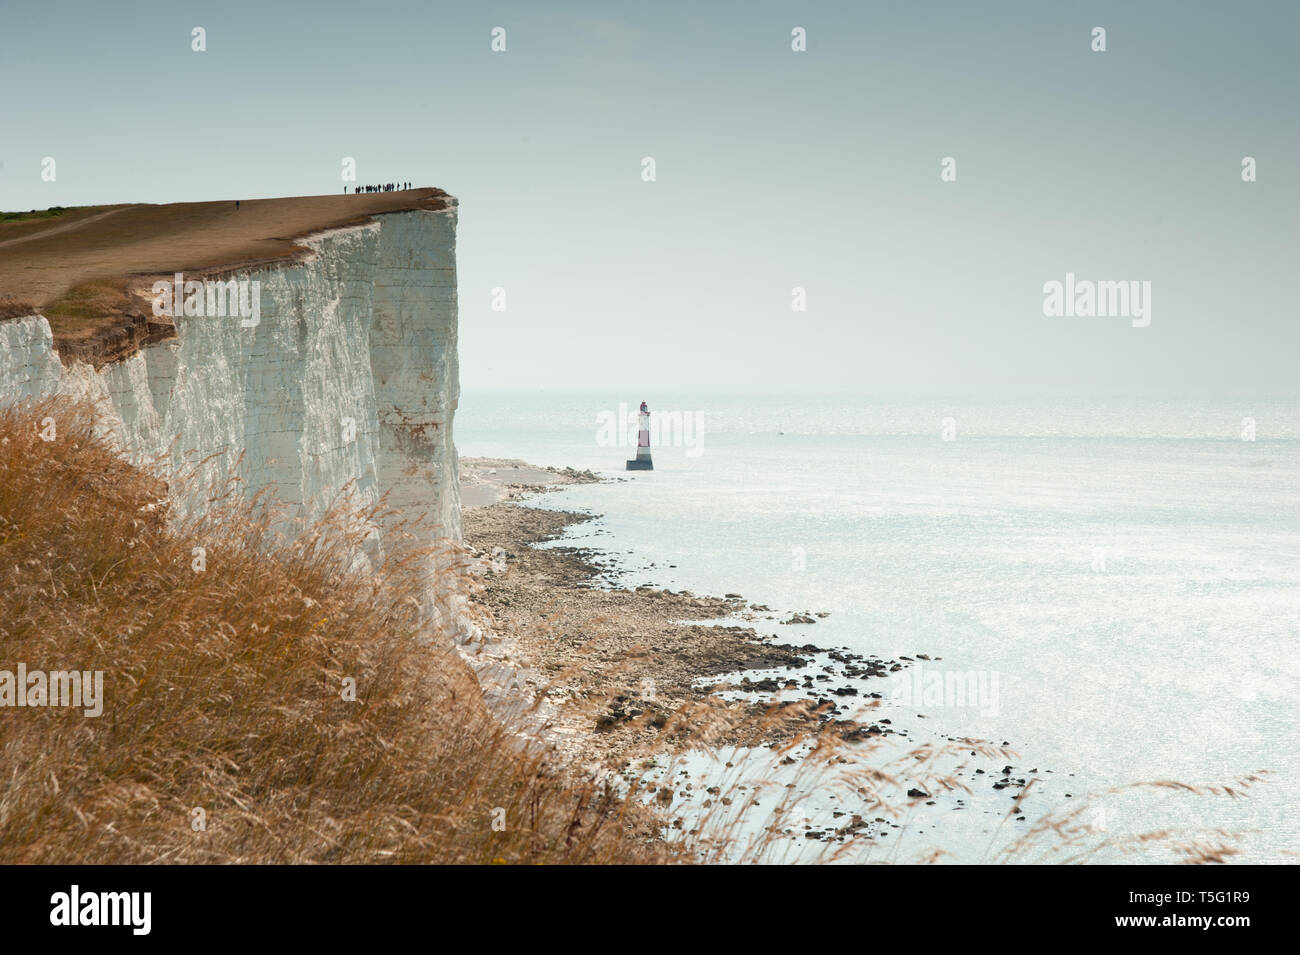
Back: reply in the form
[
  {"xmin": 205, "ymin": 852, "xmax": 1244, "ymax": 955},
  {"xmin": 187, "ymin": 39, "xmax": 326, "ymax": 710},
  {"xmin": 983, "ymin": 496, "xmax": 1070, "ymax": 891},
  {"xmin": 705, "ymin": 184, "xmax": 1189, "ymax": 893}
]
[{"xmin": 2, "ymin": 1, "xmax": 1296, "ymax": 396}]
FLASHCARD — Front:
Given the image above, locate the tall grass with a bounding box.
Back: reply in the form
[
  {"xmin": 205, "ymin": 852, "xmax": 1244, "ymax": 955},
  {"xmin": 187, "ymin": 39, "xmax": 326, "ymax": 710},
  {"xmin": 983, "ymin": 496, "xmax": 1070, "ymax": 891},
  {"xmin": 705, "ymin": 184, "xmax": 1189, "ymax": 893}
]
[{"xmin": 0, "ymin": 398, "xmax": 670, "ymax": 864}]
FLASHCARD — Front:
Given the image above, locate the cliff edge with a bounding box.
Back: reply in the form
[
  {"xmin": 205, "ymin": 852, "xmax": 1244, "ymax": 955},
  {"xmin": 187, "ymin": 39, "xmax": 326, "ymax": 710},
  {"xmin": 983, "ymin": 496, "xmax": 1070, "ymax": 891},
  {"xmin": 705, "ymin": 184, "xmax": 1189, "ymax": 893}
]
[{"xmin": 0, "ymin": 193, "xmax": 461, "ymax": 571}]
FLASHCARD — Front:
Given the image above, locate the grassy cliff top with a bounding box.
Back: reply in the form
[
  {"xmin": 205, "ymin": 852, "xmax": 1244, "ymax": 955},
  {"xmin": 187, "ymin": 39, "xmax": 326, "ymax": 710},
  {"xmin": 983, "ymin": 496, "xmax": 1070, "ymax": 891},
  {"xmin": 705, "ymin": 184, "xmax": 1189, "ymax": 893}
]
[{"xmin": 0, "ymin": 189, "xmax": 451, "ymax": 360}]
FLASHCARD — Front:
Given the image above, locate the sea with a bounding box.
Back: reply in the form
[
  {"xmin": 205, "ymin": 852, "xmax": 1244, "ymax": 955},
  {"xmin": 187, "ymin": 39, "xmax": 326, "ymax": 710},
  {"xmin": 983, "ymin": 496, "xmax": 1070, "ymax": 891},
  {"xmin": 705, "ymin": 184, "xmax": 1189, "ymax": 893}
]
[{"xmin": 456, "ymin": 388, "xmax": 1299, "ymax": 864}]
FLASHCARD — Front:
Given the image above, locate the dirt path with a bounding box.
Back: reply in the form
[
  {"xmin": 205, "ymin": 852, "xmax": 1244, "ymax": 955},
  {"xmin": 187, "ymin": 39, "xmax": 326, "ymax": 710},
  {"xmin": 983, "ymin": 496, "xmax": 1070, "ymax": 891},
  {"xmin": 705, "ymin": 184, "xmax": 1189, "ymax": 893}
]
[{"xmin": 0, "ymin": 207, "xmax": 127, "ymax": 250}]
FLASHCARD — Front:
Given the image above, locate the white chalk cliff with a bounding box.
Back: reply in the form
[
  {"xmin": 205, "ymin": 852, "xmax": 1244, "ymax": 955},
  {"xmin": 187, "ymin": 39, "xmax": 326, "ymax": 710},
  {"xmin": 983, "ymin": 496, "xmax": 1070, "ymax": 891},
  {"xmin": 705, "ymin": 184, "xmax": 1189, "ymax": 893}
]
[{"xmin": 0, "ymin": 206, "xmax": 461, "ymax": 575}]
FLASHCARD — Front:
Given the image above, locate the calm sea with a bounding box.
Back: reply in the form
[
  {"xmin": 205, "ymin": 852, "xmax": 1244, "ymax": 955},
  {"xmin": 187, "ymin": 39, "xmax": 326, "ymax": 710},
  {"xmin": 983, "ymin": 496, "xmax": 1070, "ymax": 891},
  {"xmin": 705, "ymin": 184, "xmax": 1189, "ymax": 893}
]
[{"xmin": 457, "ymin": 389, "xmax": 1299, "ymax": 863}]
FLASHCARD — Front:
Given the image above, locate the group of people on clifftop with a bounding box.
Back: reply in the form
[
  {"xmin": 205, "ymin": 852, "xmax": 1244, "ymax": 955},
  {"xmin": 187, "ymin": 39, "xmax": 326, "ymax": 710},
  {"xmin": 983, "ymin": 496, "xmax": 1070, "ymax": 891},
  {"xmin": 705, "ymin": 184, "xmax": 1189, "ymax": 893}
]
[{"xmin": 351, "ymin": 182, "xmax": 410, "ymax": 194}]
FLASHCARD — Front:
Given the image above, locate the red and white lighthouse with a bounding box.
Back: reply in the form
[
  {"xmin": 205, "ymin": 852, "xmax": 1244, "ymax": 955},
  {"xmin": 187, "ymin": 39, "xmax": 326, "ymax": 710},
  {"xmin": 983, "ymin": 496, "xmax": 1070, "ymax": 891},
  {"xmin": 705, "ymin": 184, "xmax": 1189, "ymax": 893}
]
[{"xmin": 627, "ymin": 400, "xmax": 654, "ymax": 470}]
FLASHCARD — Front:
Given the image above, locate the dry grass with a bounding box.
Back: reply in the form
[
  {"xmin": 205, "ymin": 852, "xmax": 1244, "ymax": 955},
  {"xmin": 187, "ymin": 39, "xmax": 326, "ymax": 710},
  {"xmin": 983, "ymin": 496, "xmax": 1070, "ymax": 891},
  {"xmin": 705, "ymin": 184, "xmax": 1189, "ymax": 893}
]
[
  {"xmin": 995, "ymin": 774, "xmax": 1269, "ymax": 865},
  {"xmin": 40, "ymin": 277, "xmax": 137, "ymax": 338},
  {"xmin": 0, "ymin": 399, "xmax": 671, "ymax": 864},
  {"xmin": 0, "ymin": 301, "xmax": 39, "ymax": 321}
]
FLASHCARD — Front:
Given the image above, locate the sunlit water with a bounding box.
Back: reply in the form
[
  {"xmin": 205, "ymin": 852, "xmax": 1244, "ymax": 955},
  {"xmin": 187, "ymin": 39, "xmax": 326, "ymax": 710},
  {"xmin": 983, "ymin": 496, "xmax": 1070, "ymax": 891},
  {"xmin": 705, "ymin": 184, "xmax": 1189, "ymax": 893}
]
[{"xmin": 458, "ymin": 390, "xmax": 1299, "ymax": 863}]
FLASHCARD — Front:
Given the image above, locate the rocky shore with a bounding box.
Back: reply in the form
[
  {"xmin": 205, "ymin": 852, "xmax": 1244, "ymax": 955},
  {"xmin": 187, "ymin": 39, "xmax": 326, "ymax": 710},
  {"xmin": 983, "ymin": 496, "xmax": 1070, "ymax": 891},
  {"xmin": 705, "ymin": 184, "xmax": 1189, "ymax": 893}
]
[
  {"xmin": 452, "ymin": 460, "xmax": 1096, "ymax": 861},
  {"xmin": 456, "ymin": 458, "xmax": 948, "ymax": 775}
]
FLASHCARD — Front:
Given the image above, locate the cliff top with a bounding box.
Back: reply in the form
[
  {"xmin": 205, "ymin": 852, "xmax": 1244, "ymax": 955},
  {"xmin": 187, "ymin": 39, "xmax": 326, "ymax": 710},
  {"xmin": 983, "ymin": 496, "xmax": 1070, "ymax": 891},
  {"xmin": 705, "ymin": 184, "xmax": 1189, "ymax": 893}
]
[{"xmin": 0, "ymin": 188, "xmax": 451, "ymax": 365}]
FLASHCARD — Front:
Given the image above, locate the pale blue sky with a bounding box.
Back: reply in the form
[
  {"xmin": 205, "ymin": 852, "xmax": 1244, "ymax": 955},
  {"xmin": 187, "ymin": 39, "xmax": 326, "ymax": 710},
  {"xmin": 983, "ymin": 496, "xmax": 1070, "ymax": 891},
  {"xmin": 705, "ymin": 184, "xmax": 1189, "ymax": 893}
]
[{"xmin": 2, "ymin": 0, "xmax": 1296, "ymax": 395}]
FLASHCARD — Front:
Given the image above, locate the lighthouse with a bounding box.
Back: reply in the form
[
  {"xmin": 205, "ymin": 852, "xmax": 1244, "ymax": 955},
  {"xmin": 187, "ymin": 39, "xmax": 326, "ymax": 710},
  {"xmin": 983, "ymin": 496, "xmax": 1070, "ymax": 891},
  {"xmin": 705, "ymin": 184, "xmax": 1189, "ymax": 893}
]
[{"xmin": 626, "ymin": 400, "xmax": 654, "ymax": 470}]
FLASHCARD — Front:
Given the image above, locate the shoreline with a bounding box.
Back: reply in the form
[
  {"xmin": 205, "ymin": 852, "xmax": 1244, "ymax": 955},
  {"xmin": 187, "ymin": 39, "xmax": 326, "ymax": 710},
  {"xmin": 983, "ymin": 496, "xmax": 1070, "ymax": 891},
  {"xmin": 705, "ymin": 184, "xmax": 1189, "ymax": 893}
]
[
  {"xmin": 452, "ymin": 436, "xmax": 1287, "ymax": 863},
  {"xmin": 454, "ymin": 458, "xmax": 1207, "ymax": 862},
  {"xmin": 456, "ymin": 458, "xmax": 964, "ymax": 810}
]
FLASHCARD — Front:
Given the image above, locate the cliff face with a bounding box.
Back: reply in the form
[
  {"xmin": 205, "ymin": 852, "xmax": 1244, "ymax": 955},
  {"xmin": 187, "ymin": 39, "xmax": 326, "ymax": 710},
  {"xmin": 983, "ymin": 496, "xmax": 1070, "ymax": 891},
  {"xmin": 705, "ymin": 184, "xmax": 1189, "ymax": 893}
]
[{"xmin": 0, "ymin": 206, "xmax": 460, "ymax": 567}]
